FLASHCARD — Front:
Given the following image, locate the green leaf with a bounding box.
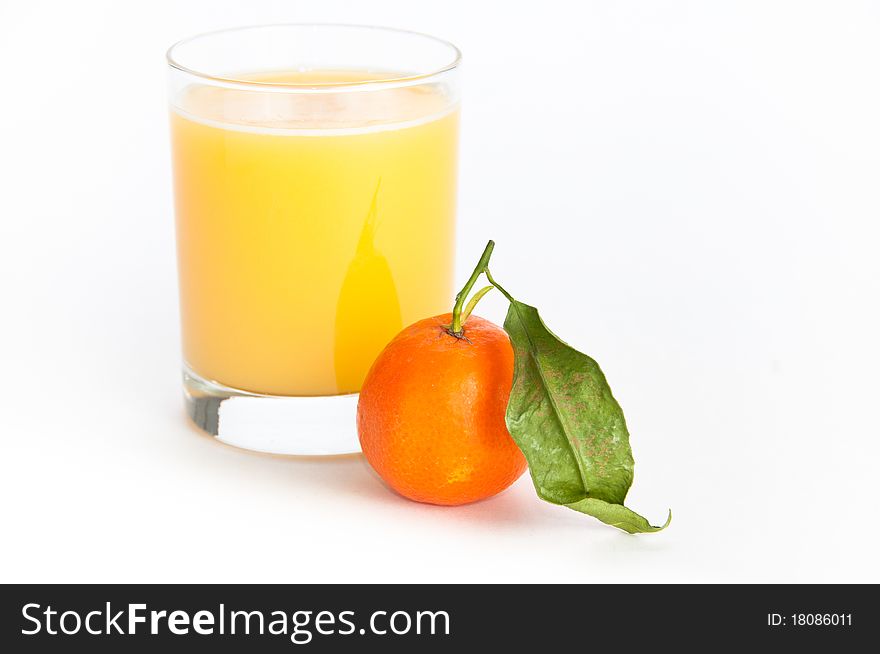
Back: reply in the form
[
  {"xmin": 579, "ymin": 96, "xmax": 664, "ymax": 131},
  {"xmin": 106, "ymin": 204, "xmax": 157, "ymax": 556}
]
[
  {"xmin": 503, "ymin": 300, "xmax": 668, "ymax": 533},
  {"xmin": 567, "ymin": 499, "xmax": 672, "ymax": 534}
]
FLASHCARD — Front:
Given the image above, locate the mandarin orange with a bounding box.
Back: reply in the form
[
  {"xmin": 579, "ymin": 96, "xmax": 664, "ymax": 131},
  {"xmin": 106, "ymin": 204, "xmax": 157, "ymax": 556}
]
[{"xmin": 357, "ymin": 313, "xmax": 527, "ymax": 505}]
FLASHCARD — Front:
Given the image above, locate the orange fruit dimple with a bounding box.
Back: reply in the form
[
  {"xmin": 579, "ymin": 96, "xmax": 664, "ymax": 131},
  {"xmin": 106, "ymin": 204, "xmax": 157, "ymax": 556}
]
[{"xmin": 357, "ymin": 313, "xmax": 527, "ymax": 506}]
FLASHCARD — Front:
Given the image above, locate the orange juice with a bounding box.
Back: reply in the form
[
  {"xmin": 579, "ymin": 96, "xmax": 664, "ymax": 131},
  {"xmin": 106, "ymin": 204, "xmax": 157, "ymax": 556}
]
[{"xmin": 170, "ymin": 71, "xmax": 459, "ymax": 396}]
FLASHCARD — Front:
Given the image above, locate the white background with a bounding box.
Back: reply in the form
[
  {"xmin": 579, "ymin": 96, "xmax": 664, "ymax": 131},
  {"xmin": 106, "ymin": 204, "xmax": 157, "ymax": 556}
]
[{"xmin": 1, "ymin": 0, "xmax": 879, "ymax": 583}]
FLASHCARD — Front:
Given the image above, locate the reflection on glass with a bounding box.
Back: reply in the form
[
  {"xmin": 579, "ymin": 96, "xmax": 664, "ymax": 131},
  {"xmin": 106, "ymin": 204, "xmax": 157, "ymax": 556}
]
[{"xmin": 334, "ymin": 180, "xmax": 403, "ymax": 393}]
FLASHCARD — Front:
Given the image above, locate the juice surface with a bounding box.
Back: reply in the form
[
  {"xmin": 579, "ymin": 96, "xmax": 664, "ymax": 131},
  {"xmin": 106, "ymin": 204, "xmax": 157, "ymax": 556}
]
[{"xmin": 171, "ymin": 70, "xmax": 459, "ymax": 395}]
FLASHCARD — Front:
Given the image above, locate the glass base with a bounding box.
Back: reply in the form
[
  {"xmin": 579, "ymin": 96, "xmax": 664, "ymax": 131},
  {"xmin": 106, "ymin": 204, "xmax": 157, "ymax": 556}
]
[{"xmin": 183, "ymin": 366, "xmax": 361, "ymax": 456}]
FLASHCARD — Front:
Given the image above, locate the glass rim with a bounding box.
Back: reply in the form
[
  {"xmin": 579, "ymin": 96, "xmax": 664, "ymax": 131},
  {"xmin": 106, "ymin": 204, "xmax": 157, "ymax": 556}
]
[{"xmin": 166, "ymin": 23, "xmax": 462, "ymax": 92}]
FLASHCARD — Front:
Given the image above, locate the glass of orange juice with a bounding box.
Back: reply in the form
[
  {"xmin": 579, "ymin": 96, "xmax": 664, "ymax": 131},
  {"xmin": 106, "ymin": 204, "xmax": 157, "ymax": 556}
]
[{"xmin": 167, "ymin": 25, "xmax": 460, "ymax": 455}]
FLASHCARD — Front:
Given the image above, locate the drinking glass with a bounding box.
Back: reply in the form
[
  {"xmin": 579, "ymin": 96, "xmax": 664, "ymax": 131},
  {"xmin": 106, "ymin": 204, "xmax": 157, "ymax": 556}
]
[{"xmin": 167, "ymin": 25, "xmax": 461, "ymax": 454}]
